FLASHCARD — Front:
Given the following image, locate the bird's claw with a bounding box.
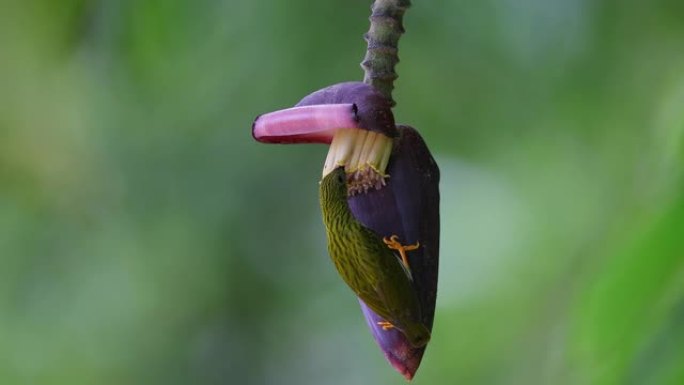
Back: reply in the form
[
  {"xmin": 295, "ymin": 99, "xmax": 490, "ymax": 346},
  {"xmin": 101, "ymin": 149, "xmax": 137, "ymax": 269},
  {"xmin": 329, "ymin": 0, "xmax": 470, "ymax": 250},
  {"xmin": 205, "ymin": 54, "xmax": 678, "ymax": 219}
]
[{"xmin": 383, "ymin": 235, "xmax": 420, "ymax": 270}]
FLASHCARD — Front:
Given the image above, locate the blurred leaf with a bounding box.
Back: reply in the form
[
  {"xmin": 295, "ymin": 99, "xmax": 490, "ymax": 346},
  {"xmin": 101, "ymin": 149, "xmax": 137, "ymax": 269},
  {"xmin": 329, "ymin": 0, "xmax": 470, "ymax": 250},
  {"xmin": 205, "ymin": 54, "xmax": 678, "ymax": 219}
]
[{"xmin": 572, "ymin": 187, "xmax": 684, "ymax": 385}]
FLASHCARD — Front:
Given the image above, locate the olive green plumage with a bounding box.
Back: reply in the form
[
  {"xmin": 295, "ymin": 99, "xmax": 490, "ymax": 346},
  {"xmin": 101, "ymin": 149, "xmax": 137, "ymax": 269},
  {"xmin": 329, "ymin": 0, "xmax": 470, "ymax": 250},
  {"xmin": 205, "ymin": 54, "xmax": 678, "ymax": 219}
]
[{"xmin": 319, "ymin": 167, "xmax": 430, "ymax": 348}]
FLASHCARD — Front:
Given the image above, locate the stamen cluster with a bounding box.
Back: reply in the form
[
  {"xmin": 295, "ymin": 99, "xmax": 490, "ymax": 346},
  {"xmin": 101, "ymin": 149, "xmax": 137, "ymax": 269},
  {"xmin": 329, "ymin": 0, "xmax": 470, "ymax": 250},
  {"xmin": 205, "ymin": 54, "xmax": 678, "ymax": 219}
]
[{"xmin": 323, "ymin": 128, "xmax": 393, "ymax": 195}]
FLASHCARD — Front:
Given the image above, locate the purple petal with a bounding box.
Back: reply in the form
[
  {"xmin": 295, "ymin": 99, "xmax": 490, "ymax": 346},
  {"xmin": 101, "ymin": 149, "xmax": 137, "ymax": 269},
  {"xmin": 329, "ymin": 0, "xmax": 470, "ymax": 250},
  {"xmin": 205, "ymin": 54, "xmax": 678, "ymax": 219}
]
[
  {"xmin": 386, "ymin": 125, "xmax": 440, "ymax": 328},
  {"xmin": 348, "ymin": 125, "xmax": 440, "ymax": 380},
  {"xmin": 251, "ymin": 82, "xmax": 398, "ymax": 145},
  {"xmin": 252, "ymin": 104, "xmax": 358, "ymax": 144},
  {"xmin": 360, "ymin": 300, "xmax": 423, "ymax": 380},
  {"xmin": 296, "ymin": 82, "xmax": 397, "ymax": 138}
]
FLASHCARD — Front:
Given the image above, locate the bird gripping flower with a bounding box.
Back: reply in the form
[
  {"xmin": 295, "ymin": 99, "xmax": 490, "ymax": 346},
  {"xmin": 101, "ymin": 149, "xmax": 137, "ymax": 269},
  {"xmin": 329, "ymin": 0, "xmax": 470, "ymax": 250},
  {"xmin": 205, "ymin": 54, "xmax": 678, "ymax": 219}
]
[
  {"xmin": 253, "ymin": 81, "xmax": 440, "ymax": 380},
  {"xmin": 320, "ymin": 166, "xmax": 431, "ymax": 348}
]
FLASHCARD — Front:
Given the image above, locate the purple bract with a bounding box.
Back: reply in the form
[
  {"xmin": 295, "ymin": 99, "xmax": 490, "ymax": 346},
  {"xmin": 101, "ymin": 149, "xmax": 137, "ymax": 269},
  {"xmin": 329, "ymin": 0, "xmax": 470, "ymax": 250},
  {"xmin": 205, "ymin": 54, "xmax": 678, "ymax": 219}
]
[{"xmin": 252, "ymin": 82, "xmax": 439, "ymax": 380}]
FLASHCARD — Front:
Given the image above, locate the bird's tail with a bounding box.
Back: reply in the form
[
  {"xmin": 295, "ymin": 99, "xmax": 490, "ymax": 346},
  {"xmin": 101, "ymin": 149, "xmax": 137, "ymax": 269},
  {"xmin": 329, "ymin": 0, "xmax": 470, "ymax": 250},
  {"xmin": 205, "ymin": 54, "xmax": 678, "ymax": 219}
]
[{"xmin": 403, "ymin": 322, "xmax": 431, "ymax": 348}]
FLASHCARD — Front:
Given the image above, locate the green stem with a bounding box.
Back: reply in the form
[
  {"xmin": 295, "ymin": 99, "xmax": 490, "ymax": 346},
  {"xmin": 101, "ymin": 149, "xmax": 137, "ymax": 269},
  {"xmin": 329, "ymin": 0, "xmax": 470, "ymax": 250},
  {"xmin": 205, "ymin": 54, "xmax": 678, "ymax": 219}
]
[{"xmin": 361, "ymin": 0, "xmax": 411, "ymax": 107}]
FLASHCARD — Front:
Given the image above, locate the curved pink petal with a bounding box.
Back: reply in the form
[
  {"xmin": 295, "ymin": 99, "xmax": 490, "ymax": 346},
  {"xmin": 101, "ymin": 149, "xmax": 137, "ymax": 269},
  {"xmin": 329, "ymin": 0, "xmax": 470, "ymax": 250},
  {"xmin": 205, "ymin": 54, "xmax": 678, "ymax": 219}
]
[{"xmin": 252, "ymin": 104, "xmax": 359, "ymax": 144}]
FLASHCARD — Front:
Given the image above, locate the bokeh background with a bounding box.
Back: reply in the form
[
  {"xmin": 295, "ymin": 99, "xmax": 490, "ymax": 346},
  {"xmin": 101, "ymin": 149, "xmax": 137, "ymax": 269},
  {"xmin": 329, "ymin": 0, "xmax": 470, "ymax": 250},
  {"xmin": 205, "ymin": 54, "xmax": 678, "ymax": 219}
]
[{"xmin": 1, "ymin": 1, "xmax": 683, "ymax": 384}]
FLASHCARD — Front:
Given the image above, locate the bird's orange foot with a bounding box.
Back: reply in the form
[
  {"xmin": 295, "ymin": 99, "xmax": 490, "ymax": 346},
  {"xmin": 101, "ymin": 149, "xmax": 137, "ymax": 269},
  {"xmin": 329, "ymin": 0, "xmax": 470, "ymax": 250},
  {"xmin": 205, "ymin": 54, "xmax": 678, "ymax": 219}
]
[
  {"xmin": 383, "ymin": 235, "xmax": 420, "ymax": 270},
  {"xmin": 377, "ymin": 321, "xmax": 395, "ymax": 331}
]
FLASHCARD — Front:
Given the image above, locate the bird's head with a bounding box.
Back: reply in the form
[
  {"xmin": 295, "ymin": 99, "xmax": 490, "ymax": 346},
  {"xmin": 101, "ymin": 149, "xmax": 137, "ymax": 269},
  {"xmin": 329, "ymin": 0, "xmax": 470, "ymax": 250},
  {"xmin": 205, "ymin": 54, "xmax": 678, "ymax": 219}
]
[{"xmin": 319, "ymin": 166, "xmax": 348, "ymax": 201}]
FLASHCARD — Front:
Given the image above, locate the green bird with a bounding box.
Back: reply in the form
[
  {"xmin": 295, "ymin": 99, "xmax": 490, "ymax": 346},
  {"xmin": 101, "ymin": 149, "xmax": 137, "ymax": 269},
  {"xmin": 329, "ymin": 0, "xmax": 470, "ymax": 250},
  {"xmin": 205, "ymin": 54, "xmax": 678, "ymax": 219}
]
[{"xmin": 319, "ymin": 166, "xmax": 431, "ymax": 348}]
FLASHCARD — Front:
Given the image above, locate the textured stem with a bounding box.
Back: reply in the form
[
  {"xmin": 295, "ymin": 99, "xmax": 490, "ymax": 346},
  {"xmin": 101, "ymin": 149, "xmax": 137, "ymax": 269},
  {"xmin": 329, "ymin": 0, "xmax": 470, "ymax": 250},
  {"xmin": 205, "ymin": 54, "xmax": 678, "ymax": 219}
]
[{"xmin": 361, "ymin": 0, "xmax": 411, "ymax": 107}]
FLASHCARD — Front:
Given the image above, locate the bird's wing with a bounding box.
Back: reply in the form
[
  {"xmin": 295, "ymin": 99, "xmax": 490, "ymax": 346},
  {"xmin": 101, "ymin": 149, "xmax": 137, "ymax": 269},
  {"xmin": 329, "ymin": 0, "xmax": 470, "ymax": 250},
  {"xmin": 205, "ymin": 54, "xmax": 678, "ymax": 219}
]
[
  {"xmin": 341, "ymin": 228, "xmax": 391, "ymax": 320},
  {"xmin": 361, "ymin": 276, "xmax": 415, "ymax": 325},
  {"xmin": 359, "ymin": 225, "xmax": 413, "ymax": 281},
  {"xmin": 354, "ymin": 226, "xmax": 417, "ymax": 321},
  {"xmin": 356, "ymin": 284, "xmax": 393, "ymax": 321}
]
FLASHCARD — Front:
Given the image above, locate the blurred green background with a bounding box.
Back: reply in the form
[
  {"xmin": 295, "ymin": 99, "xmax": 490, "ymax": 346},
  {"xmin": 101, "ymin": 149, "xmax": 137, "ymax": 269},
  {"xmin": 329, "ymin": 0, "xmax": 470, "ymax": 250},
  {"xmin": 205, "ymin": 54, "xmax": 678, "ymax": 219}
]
[{"xmin": 1, "ymin": 1, "xmax": 683, "ymax": 384}]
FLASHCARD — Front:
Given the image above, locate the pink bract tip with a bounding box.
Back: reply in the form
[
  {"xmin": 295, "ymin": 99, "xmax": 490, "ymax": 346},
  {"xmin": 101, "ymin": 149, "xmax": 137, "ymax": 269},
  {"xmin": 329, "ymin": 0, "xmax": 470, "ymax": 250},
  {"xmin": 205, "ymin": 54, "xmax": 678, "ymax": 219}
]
[{"xmin": 252, "ymin": 104, "xmax": 359, "ymax": 144}]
